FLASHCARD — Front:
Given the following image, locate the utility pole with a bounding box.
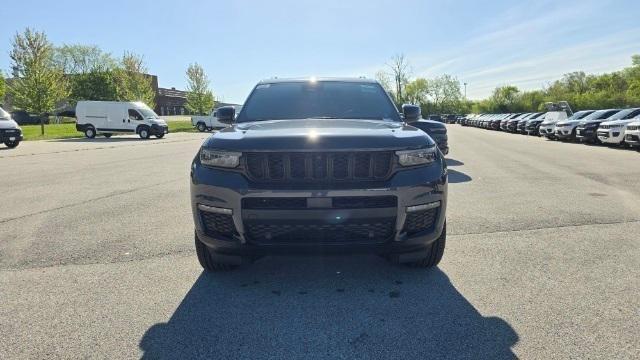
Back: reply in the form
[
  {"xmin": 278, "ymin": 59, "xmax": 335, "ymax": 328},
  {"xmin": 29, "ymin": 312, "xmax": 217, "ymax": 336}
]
[{"xmin": 463, "ymin": 82, "xmax": 468, "ymax": 99}]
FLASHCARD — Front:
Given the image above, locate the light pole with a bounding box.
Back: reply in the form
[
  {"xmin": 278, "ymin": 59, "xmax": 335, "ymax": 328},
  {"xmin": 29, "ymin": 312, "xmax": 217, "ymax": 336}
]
[{"xmin": 463, "ymin": 82, "xmax": 468, "ymax": 99}]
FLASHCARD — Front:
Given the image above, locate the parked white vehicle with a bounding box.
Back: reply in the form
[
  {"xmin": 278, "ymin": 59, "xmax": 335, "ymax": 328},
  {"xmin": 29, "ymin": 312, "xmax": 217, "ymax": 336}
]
[
  {"xmin": 191, "ymin": 108, "xmax": 239, "ymax": 132},
  {"xmin": 554, "ymin": 110, "xmax": 596, "ymax": 140},
  {"xmin": 538, "ymin": 111, "xmax": 569, "ymax": 138},
  {"xmin": 596, "ymin": 108, "xmax": 640, "ymax": 145},
  {"xmin": 0, "ymin": 106, "xmax": 23, "ymax": 148},
  {"xmin": 624, "ymin": 118, "xmax": 640, "ymax": 148},
  {"xmin": 538, "ymin": 101, "xmax": 572, "ymax": 139},
  {"xmin": 76, "ymin": 101, "xmax": 168, "ymax": 139}
]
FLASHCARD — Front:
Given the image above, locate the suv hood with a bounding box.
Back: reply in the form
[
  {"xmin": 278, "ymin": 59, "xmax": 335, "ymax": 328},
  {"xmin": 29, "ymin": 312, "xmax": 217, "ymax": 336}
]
[
  {"xmin": 204, "ymin": 119, "xmax": 433, "ymax": 151},
  {"xmin": 0, "ymin": 119, "xmax": 20, "ymax": 130},
  {"xmin": 600, "ymin": 119, "xmax": 636, "ymax": 126},
  {"xmin": 578, "ymin": 119, "xmax": 606, "ymax": 125},
  {"xmin": 557, "ymin": 119, "xmax": 583, "ymax": 126}
]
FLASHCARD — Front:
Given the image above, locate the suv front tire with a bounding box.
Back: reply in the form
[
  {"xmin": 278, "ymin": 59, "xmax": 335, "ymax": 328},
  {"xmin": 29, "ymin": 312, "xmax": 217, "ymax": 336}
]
[
  {"xmin": 195, "ymin": 232, "xmax": 238, "ymax": 271},
  {"xmin": 403, "ymin": 223, "xmax": 446, "ymax": 268}
]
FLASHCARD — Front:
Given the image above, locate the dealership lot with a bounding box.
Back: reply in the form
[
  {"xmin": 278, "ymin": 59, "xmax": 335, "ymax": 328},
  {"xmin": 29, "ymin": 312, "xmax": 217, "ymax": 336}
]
[{"xmin": 1, "ymin": 128, "xmax": 638, "ymax": 359}]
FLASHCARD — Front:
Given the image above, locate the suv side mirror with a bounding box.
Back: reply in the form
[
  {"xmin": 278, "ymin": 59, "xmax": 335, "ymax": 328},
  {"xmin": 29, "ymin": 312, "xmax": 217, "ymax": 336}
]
[
  {"xmin": 402, "ymin": 104, "xmax": 421, "ymax": 123},
  {"xmin": 216, "ymin": 106, "xmax": 235, "ymax": 124}
]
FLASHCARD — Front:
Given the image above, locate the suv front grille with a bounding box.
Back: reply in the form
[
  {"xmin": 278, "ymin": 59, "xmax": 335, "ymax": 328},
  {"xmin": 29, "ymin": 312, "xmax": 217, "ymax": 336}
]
[
  {"xmin": 403, "ymin": 208, "xmax": 437, "ymax": 235},
  {"xmin": 245, "ymin": 218, "xmax": 396, "ymax": 245},
  {"xmin": 627, "ymin": 125, "xmax": 639, "ymax": 131},
  {"xmin": 245, "ymin": 152, "xmax": 394, "ymax": 183}
]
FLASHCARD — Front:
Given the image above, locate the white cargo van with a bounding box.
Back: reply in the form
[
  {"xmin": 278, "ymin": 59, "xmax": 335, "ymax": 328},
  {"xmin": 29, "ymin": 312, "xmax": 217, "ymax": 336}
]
[{"xmin": 75, "ymin": 101, "xmax": 168, "ymax": 139}]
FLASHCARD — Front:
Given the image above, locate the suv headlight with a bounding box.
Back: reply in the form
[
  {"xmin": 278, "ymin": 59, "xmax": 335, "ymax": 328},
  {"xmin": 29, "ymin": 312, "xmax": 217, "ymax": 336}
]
[
  {"xmin": 396, "ymin": 147, "xmax": 437, "ymax": 166},
  {"xmin": 200, "ymin": 148, "xmax": 241, "ymax": 168}
]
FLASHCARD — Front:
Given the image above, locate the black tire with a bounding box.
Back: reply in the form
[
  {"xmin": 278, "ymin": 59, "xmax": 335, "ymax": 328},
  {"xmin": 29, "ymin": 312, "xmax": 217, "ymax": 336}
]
[
  {"xmin": 155, "ymin": 133, "xmax": 165, "ymax": 139},
  {"xmin": 405, "ymin": 223, "xmax": 446, "ymax": 268},
  {"xmin": 138, "ymin": 127, "xmax": 151, "ymax": 139},
  {"xmin": 85, "ymin": 127, "xmax": 96, "ymax": 139},
  {"xmin": 4, "ymin": 140, "xmax": 20, "ymax": 148},
  {"xmin": 197, "ymin": 123, "xmax": 206, "ymax": 132},
  {"xmin": 195, "ymin": 232, "xmax": 237, "ymax": 271},
  {"xmin": 103, "ymin": 133, "xmax": 112, "ymax": 138}
]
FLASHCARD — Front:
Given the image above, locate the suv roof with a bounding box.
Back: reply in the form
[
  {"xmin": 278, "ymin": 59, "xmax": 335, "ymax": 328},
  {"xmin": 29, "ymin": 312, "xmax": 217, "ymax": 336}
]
[{"xmin": 258, "ymin": 77, "xmax": 378, "ymax": 84}]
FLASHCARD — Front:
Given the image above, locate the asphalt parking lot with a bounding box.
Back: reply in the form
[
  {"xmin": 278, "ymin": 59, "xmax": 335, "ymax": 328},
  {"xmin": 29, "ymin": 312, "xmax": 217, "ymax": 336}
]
[{"xmin": 1, "ymin": 128, "xmax": 639, "ymax": 359}]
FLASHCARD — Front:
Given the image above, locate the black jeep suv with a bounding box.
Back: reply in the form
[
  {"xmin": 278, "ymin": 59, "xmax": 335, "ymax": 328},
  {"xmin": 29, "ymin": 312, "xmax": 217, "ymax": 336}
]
[
  {"xmin": 411, "ymin": 118, "xmax": 449, "ymax": 155},
  {"xmin": 190, "ymin": 78, "xmax": 448, "ymax": 271}
]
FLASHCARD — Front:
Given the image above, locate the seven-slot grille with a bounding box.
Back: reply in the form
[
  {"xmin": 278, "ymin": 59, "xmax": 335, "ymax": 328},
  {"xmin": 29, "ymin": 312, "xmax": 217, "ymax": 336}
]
[
  {"xmin": 244, "ymin": 152, "xmax": 393, "ymax": 182},
  {"xmin": 627, "ymin": 125, "xmax": 639, "ymax": 131}
]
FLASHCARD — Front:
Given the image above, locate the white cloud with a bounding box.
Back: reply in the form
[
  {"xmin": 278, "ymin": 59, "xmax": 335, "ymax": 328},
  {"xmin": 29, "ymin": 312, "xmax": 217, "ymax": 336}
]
[{"xmin": 373, "ymin": 0, "xmax": 640, "ymax": 99}]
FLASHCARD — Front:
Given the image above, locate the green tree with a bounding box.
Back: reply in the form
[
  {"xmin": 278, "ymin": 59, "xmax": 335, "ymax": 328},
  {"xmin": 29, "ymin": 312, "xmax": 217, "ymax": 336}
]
[
  {"xmin": 115, "ymin": 52, "xmax": 155, "ymax": 107},
  {"xmin": 70, "ymin": 71, "xmax": 120, "ymax": 102},
  {"xmin": 54, "ymin": 44, "xmax": 120, "ymax": 103},
  {"xmin": 438, "ymin": 74, "xmax": 463, "ymax": 113},
  {"xmin": 0, "ymin": 71, "xmax": 6, "ymax": 103},
  {"xmin": 185, "ymin": 63, "xmax": 215, "ymax": 115},
  {"xmin": 8, "ymin": 28, "xmax": 68, "ymax": 134},
  {"xmin": 490, "ymin": 86, "xmax": 520, "ymax": 112},
  {"xmin": 54, "ymin": 44, "xmax": 116, "ymax": 74},
  {"xmin": 425, "ymin": 75, "xmax": 463, "ymax": 114},
  {"xmin": 404, "ymin": 78, "xmax": 430, "ymax": 106},
  {"xmin": 517, "ymin": 90, "xmax": 546, "ymax": 112}
]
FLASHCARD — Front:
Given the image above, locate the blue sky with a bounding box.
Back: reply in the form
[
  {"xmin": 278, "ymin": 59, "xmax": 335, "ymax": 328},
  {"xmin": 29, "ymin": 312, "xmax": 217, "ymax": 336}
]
[{"xmin": 1, "ymin": 0, "xmax": 639, "ymax": 103}]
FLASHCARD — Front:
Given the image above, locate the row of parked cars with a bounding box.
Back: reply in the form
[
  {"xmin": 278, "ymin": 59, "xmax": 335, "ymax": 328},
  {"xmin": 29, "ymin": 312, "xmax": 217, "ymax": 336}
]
[{"xmin": 459, "ymin": 103, "xmax": 640, "ymax": 148}]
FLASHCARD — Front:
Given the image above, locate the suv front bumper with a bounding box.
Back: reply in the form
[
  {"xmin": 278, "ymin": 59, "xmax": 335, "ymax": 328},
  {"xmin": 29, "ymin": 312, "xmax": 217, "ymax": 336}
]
[
  {"xmin": 597, "ymin": 128, "xmax": 624, "ymax": 144},
  {"xmin": 625, "ymin": 129, "xmax": 640, "ymax": 146},
  {"xmin": 190, "ymin": 161, "xmax": 448, "ymax": 262},
  {"xmin": 539, "ymin": 125, "xmax": 556, "ymax": 138},
  {"xmin": 151, "ymin": 124, "xmax": 169, "ymax": 136},
  {"xmin": 576, "ymin": 126, "xmax": 597, "ymax": 142},
  {"xmin": 554, "ymin": 126, "xmax": 576, "ymax": 139},
  {"xmin": 0, "ymin": 129, "xmax": 23, "ymax": 142}
]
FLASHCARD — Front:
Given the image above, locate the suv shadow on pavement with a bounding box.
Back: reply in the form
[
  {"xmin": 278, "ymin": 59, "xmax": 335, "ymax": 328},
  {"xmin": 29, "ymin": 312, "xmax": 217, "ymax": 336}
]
[
  {"xmin": 446, "ymin": 158, "xmax": 472, "ymax": 184},
  {"xmin": 139, "ymin": 255, "xmax": 517, "ymax": 359},
  {"xmin": 51, "ymin": 137, "xmax": 161, "ymax": 143}
]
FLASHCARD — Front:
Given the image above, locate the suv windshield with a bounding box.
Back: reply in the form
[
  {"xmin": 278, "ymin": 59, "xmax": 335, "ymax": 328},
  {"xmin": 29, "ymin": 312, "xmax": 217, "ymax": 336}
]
[
  {"xmin": 236, "ymin": 81, "xmax": 401, "ymax": 122},
  {"xmin": 605, "ymin": 108, "xmax": 635, "ymax": 120},
  {"xmin": 567, "ymin": 110, "xmax": 594, "ymax": 120},
  {"xmin": 0, "ymin": 108, "xmax": 10, "ymax": 120},
  {"xmin": 583, "ymin": 109, "xmax": 619, "ymax": 121}
]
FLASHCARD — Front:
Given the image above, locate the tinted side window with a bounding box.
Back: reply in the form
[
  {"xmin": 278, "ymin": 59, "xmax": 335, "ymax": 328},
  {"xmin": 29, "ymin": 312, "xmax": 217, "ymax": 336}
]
[
  {"xmin": 623, "ymin": 109, "xmax": 640, "ymax": 119},
  {"xmin": 128, "ymin": 109, "xmax": 143, "ymax": 121},
  {"xmin": 577, "ymin": 111, "xmax": 593, "ymax": 119},
  {"xmin": 600, "ymin": 110, "xmax": 619, "ymax": 119}
]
